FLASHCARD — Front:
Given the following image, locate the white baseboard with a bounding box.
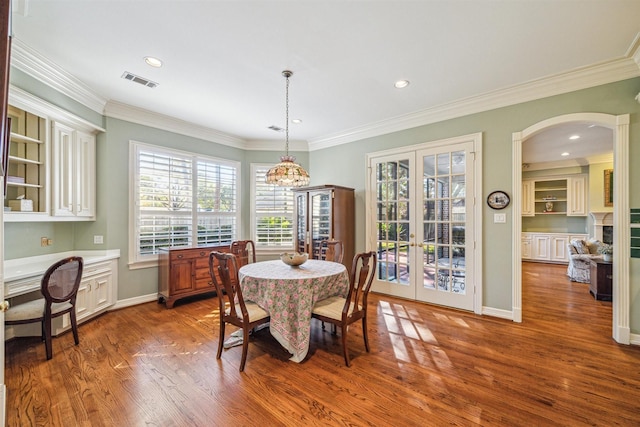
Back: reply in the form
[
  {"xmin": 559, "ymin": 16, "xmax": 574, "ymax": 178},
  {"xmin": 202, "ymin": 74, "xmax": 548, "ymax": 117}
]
[
  {"xmin": 111, "ymin": 293, "xmax": 159, "ymax": 311},
  {"xmin": 482, "ymin": 306, "xmax": 514, "ymax": 320}
]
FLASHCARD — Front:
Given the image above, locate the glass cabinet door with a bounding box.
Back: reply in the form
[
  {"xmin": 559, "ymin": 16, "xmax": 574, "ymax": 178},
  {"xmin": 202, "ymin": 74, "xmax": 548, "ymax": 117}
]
[
  {"xmin": 310, "ymin": 190, "xmax": 333, "ymax": 259},
  {"xmin": 294, "ymin": 193, "xmax": 308, "ymax": 254}
]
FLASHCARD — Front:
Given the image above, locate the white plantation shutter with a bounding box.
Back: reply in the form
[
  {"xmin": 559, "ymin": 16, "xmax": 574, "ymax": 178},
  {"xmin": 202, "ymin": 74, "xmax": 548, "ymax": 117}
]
[
  {"xmin": 132, "ymin": 142, "xmax": 240, "ymax": 263},
  {"xmin": 252, "ymin": 164, "xmax": 294, "ymax": 249}
]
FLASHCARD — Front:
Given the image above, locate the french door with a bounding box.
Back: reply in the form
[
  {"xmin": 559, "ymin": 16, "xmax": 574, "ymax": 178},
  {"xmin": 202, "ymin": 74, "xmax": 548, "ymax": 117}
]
[{"xmin": 367, "ymin": 135, "xmax": 480, "ymax": 312}]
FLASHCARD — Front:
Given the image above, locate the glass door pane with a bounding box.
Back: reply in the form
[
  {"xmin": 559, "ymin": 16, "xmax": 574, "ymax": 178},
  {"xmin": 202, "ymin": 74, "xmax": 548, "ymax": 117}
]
[
  {"xmin": 310, "ymin": 191, "xmax": 332, "ymax": 259},
  {"xmin": 416, "ymin": 147, "xmax": 473, "ymax": 310},
  {"xmin": 370, "ymin": 155, "xmax": 415, "ymax": 299}
]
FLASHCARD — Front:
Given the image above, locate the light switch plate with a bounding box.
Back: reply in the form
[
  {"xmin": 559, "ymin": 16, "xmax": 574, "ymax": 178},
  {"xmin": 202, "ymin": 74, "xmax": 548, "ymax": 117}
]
[{"xmin": 494, "ymin": 213, "xmax": 507, "ymax": 223}]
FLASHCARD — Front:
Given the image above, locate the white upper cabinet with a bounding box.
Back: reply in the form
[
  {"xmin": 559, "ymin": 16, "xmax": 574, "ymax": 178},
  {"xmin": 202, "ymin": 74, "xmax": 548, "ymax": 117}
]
[
  {"xmin": 51, "ymin": 122, "xmax": 96, "ymax": 218},
  {"xmin": 567, "ymin": 175, "xmax": 588, "ymax": 216},
  {"xmin": 522, "ymin": 179, "xmax": 534, "ymax": 216},
  {"xmin": 5, "ymin": 87, "xmax": 104, "ymax": 222},
  {"xmin": 521, "ymin": 174, "xmax": 588, "ymax": 218}
]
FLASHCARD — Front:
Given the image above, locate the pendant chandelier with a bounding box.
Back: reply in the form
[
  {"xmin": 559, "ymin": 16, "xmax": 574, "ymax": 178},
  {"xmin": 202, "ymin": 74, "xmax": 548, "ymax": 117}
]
[{"xmin": 265, "ymin": 70, "xmax": 310, "ymax": 187}]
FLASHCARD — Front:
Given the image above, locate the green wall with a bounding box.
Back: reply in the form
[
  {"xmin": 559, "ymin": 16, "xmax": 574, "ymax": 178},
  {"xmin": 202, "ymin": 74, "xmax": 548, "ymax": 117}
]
[
  {"xmin": 309, "ymin": 77, "xmax": 640, "ymax": 325},
  {"xmin": 5, "ymin": 66, "xmax": 640, "ymax": 333}
]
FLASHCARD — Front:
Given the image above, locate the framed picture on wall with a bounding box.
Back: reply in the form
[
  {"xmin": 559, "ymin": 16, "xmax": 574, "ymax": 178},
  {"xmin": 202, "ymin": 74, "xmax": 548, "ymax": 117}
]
[{"xmin": 604, "ymin": 169, "xmax": 613, "ymax": 207}]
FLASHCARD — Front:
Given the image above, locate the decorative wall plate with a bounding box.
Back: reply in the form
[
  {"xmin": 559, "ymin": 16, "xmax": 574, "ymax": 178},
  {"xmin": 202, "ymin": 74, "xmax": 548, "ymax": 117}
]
[{"xmin": 487, "ymin": 191, "xmax": 510, "ymax": 210}]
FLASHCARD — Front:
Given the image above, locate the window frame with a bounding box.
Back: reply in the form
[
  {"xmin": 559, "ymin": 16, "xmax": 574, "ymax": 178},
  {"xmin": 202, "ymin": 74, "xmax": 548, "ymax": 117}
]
[
  {"xmin": 129, "ymin": 140, "xmax": 241, "ymax": 268},
  {"xmin": 250, "ymin": 163, "xmax": 295, "ymax": 254}
]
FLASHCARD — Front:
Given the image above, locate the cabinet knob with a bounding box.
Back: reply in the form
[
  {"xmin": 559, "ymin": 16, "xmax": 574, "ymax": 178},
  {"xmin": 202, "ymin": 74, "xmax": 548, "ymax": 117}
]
[
  {"xmin": 200, "ymin": 251, "xmax": 206, "ymax": 256},
  {"xmin": 177, "ymin": 254, "xmax": 183, "ymax": 259}
]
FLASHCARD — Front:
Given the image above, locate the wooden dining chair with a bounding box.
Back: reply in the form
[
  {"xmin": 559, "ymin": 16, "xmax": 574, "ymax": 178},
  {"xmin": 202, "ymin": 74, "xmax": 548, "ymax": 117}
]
[
  {"xmin": 209, "ymin": 251, "xmax": 269, "ymax": 372},
  {"xmin": 229, "ymin": 240, "xmax": 256, "ymax": 268},
  {"xmin": 5, "ymin": 256, "xmax": 84, "ymax": 360},
  {"xmin": 321, "ymin": 239, "xmax": 344, "ymax": 264},
  {"xmin": 312, "ymin": 251, "xmax": 377, "ymax": 366}
]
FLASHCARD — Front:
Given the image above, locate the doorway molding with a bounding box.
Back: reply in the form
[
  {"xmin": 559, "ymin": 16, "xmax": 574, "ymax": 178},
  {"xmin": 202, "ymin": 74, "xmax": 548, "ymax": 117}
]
[{"xmin": 512, "ymin": 113, "xmax": 630, "ymax": 344}]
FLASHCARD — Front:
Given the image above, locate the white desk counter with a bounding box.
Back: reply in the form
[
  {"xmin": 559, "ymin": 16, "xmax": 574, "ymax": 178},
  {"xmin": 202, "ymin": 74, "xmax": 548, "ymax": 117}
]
[
  {"xmin": 4, "ymin": 250, "xmax": 120, "ymax": 339},
  {"xmin": 4, "ymin": 250, "xmax": 120, "ymax": 298}
]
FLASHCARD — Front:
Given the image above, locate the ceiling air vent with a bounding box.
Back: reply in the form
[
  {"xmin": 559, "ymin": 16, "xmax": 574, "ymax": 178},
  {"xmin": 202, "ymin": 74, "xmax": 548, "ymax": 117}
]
[
  {"xmin": 268, "ymin": 125, "xmax": 284, "ymax": 132},
  {"xmin": 121, "ymin": 71, "xmax": 159, "ymax": 88}
]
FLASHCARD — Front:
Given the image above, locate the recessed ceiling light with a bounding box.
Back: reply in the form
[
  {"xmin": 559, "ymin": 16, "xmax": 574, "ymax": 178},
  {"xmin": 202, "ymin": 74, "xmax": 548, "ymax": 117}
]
[
  {"xmin": 394, "ymin": 80, "xmax": 410, "ymax": 89},
  {"xmin": 569, "ymin": 135, "xmax": 580, "ymax": 140},
  {"xmin": 561, "ymin": 152, "xmax": 570, "ymax": 156},
  {"xmin": 292, "ymin": 119, "xmax": 302, "ymax": 124},
  {"xmin": 144, "ymin": 56, "xmax": 163, "ymax": 68}
]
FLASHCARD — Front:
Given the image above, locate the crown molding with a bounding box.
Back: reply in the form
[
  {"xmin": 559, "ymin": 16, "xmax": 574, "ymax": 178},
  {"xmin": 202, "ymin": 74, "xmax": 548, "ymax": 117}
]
[
  {"xmin": 308, "ymin": 56, "xmax": 640, "ymax": 151},
  {"xmin": 9, "ymin": 85, "xmax": 105, "ymax": 133},
  {"xmin": 104, "ymin": 100, "xmax": 247, "ymax": 148},
  {"xmin": 10, "ymin": 38, "xmax": 108, "ymax": 114},
  {"xmin": 625, "ymin": 32, "xmax": 640, "ymax": 69},
  {"xmin": 12, "ymin": 34, "xmax": 640, "ymax": 153},
  {"xmin": 523, "ymin": 152, "xmax": 613, "ymax": 172},
  {"xmin": 243, "ymin": 139, "xmax": 309, "ymax": 152}
]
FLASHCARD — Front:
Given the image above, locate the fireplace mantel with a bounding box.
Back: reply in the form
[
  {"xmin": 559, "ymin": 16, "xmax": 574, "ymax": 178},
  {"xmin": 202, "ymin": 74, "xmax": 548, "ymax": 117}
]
[{"xmin": 589, "ymin": 211, "xmax": 613, "ymax": 242}]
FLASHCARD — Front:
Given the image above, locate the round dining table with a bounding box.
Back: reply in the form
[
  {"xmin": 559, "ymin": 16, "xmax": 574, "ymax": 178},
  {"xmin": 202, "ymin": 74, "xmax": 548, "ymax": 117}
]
[{"xmin": 238, "ymin": 259, "xmax": 350, "ymax": 363}]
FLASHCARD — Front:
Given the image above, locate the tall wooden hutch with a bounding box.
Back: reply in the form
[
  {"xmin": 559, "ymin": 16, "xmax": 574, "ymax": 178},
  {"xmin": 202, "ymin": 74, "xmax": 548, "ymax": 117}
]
[{"xmin": 293, "ymin": 185, "xmax": 355, "ymax": 269}]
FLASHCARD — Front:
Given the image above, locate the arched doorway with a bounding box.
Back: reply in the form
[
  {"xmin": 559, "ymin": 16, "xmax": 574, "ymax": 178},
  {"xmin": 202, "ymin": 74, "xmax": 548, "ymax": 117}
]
[{"xmin": 512, "ymin": 113, "xmax": 630, "ymax": 344}]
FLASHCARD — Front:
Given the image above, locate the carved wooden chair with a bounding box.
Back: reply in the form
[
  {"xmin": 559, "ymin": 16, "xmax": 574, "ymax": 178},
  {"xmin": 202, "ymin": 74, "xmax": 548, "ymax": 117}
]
[
  {"xmin": 230, "ymin": 240, "xmax": 256, "ymax": 267},
  {"xmin": 312, "ymin": 251, "xmax": 377, "ymax": 366},
  {"xmin": 321, "ymin": 239, "xmax": 344, "ymax": 264},
  {"xmin": 5, "ymin": 256, "xmax": 84, "ymax": 360},
  {"xmin": 209, "ymin": 251, "xmax": 269, "ymax": 372}
]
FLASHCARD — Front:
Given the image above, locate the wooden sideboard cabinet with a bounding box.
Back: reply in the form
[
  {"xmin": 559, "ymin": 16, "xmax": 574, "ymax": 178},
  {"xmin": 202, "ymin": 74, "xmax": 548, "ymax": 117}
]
[
  {"xmin": 158, "ymin": 245, "xmax": 228, "ymax": 308},
  {"xmin": 292, "ymin": 185, "xmax": 355, "ymax": 269}
]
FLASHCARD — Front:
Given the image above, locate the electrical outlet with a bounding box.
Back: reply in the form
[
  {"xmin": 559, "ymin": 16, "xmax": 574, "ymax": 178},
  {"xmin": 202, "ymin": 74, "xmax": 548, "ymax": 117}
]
[
  {"xmin": 93, "ymin": 235, "xmax": 104, "ymax": 244},
  {"xmin": 41, "ymin": 237, "xmax": 48, "ymax": 247},
  {"xmin": 47, "ymin": 239, "xmax": 53, "ymax": 246}
]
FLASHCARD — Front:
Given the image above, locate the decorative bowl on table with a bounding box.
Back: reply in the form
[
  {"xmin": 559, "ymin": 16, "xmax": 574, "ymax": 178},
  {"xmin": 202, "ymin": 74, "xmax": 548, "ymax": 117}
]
[{"xmin": 280, "ymin": 252, "xmax": 308, "ymax": 266}]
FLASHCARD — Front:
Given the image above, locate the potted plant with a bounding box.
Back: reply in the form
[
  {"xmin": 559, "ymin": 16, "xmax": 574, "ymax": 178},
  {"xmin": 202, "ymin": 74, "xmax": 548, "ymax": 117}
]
[{"xmin": 598, "ymin": 243, "xmax": 613, "ymax": 262}]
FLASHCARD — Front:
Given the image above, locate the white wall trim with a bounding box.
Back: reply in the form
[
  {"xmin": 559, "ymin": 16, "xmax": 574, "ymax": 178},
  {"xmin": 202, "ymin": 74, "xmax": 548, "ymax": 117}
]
[
  {"xmin": 8, "ymin": 85, "xmax": 105, "ymax": 133},
  {"xmin": 105, "ymin": 100, "xmax": 246, "ymax": 148},
  {"xmin": 11, "ymin": 38, "xmax": 108, "ymax": 114},
  {"xmin": 512, "ymin": 113, "xmax": 631, "ymax": 344},
  {"xmin": 12, "ymin": 37, "xmax": 640, "ymax": 153},
  {"xmin": 309, "ymin": 57, "xmax": 640, "ymax": 150},
  {"xmin": 482, "ymin": 306, "xmax": 514, "ymax": 320},
  {"xmin": 111, "ymin": 293, "xmax": 159, "ymax": 311}
]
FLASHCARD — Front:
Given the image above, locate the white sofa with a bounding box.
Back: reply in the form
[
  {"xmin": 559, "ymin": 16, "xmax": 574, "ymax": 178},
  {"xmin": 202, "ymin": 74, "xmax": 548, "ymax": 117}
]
[{"xmin": 566, "ymin": 238, "xmax": 603, "ymax": 283}]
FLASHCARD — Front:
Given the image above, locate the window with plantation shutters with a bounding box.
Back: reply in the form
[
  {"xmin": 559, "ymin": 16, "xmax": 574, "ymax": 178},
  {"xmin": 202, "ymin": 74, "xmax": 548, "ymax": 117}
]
[
  {"xmin": 130, "ymin": 141, "xmax": 240, "ymax": 265},
  {"xmin": 251, "ymin": 164, "xmax": 294, "ymax": 249}
]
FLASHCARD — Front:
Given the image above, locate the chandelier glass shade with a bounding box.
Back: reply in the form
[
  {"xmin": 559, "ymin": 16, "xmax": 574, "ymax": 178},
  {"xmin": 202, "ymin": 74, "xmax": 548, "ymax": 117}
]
[{"xmin": 265, "ymin": 70, "xmax": 310, "ymax": 187}]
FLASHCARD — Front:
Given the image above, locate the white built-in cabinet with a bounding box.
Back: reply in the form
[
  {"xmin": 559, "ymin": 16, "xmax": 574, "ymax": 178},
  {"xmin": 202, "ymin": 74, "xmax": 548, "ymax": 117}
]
[
  {"xmin": 567, "ymin": 175, "xmax": 588, "ymax": 216},
  {"xmin": 74, "ymin": 259, "xmax": 115, "ymax": 323},
  {"xmin": 5, "ymin": 88, "xmax": 104, "ymax": 222},
  {"xmin": 51, "ymin": 122, "xmax": 96, "ymax": 218},
  {"xmin": 522, "ymin": 174, "xmax": 588, "ymax": 217},
  {"xmin": 522, "ymin": 232, "xmax": 588, "ymax": 264}
]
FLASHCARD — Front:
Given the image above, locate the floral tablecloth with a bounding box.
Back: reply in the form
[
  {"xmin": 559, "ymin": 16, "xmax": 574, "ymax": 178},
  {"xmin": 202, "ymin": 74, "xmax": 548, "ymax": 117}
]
[{"xmin": 238, "ymin": 259, "xmax": 349, "ymax": 363}]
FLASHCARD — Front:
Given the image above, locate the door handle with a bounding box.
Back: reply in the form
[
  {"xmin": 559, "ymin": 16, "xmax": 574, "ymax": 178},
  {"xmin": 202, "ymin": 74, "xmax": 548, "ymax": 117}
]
[{"xmin": 0, "ymin": 301, "xmax": 9, "ymax": 312}]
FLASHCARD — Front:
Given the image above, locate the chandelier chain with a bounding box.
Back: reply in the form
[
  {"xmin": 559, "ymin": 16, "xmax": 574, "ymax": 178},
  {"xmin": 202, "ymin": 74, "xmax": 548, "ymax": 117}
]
[{"xmin": 285, "ymin": 72, "xmax": 290, "ymax": 156}]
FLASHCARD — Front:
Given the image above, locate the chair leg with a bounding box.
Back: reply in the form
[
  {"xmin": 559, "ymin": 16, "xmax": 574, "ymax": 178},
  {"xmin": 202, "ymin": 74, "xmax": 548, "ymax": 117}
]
[
  {"xmin": 341, "ymin": 324, "xmax": 350, "ymax": 367},
  {"xmin": 44, "ymin": 315, "xmax": 53, "ymax": 360},
  {"xmin": 362, "ymin": 316, "xmax": 370, "ymax": 353},
  {"xmin": 217, "ymin": 320, "xmax": 226, "ymax": 360},
  {"xmin": 239, "ymin": 325, "xmax": 250, "ymax": 372},
  {"xmin": 70, "ymin": 309, "xmax": 80, "ymax": 345}
]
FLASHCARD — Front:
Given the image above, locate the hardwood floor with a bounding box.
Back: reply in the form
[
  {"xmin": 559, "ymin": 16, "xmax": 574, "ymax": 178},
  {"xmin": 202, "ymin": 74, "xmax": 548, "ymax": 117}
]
[{"xmin": 5, "ymin": 262, "xmax": 640, "ymax": 426}]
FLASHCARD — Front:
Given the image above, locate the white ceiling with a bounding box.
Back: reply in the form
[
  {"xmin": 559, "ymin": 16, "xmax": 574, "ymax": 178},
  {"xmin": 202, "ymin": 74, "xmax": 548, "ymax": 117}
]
[{"xmin": 9, "ymin": 0, "xmax": 640, "ymax": 163}]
